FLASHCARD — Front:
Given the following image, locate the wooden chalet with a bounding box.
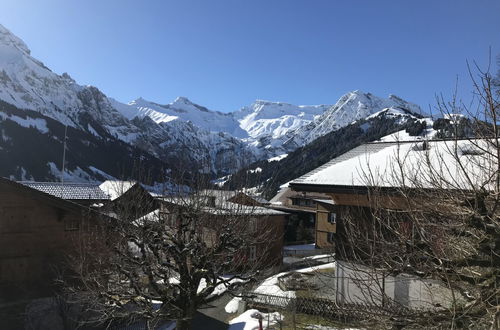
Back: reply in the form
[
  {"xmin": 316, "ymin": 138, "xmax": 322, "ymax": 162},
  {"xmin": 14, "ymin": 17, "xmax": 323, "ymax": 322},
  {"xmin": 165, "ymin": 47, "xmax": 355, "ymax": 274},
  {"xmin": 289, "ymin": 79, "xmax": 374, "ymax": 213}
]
[
  {"xmin": 201, "ymin": 190, "xmax": 286, "ymax": 267},
  {"xmin": 289, "ymin": 139, "xmax": 493, "ymax": 308},
  {"xmin": 99, "ymin": 180, "xmax": 159, "ymax": 219},
  {"xmin": 133, "ymin": 189, "xmax": 288, "ymax": 268},
  {"xmin": 269, "ymin": 186, "xmax": 331, "ymax": 243},
  {"xmin": 101, "ymin": 185, "xmax": 287, "ymax": 268},
  {"xmin": 0, "ymin": 177, "xmax": 108, "ymax": 298},
  {"xmin": 289, "ymin": 139, "xmax": 493, "ymax": 248}
]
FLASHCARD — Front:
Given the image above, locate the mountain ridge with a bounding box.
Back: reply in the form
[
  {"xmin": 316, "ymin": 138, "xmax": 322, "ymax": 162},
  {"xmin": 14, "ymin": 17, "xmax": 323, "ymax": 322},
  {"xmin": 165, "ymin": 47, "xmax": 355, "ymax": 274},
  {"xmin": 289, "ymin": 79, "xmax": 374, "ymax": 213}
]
[{"xmin": 0, "ymin": 23, "xmax": 430, "ymax": 180}]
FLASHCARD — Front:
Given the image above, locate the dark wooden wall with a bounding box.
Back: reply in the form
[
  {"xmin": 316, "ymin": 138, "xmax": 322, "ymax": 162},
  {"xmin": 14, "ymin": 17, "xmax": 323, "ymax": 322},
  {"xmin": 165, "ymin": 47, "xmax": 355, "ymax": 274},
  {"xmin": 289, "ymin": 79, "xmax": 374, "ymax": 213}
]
[{"xmin": 0, "ymin": 184, "xmax": 96, "ymax": 298}]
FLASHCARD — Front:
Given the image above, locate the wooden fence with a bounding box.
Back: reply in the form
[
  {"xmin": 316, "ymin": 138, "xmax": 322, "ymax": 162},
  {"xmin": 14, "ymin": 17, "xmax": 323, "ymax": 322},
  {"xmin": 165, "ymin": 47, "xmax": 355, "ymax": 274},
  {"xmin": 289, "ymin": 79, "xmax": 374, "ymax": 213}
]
[{"xmin": 243, "ymin": 291, "xmax": 411, "ymax": 321}]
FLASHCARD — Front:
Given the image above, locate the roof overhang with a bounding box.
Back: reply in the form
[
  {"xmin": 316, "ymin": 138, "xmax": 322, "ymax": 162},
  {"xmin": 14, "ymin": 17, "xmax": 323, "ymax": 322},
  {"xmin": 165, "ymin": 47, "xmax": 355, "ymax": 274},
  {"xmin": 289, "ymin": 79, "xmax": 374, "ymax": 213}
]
[
  {"xmin": 290, "ymin": 183, "xmax": 384, "ymax": 194},
  {"xmin": 267, "ymin": 205, "xmax": 316, "ymax": 214},
  {"xmin": 289, "ymin": 182, "xmax": 477, "ymax": 197}
]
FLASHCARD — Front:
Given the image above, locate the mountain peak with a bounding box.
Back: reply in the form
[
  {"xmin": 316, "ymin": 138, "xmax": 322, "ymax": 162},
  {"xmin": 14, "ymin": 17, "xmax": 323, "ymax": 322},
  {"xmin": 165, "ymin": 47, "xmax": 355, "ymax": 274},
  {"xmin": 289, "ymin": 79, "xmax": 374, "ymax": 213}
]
[
  {"xmin": 128, "ymin": 97, "xmax": 154, "ymax": 107},
  {"xmin": 254, "ymin": 99, "xmax": 279, "ymax": 105},
  {"xmin": 0, "ymin": 24, "xmax": 31, "ymax": 55},
  {"xmin": 173, "ymin": 96, "xmax": 193, "ymax": 104}
]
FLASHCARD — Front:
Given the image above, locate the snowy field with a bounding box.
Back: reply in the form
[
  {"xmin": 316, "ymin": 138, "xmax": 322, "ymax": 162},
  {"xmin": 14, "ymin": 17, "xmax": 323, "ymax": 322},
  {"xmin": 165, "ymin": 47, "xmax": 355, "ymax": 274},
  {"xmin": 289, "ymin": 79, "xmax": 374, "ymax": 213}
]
[{"xmin": 228, "ymin": 309, "xmax": 283, "ymax": 330}]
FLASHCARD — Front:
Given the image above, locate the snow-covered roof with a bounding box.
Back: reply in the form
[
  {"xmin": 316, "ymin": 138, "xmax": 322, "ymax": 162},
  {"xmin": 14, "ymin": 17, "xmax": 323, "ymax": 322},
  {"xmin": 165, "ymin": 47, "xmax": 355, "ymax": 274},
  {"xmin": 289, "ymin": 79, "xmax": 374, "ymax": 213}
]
[
  {"xmin": 200, "ymin": 189, "xmax": 238, "ymax": 201},
  {"xmin": 291, "ymin": 139, "xmax": 496, "ymax": 191},
  {"xmin": 19, "ymin": 181, "xmax": 110, "ymax": 200},
  {"xmin": 201, "ymin": 201, "xmax": 287, "ymax": 216},
  {"xmin": 159, "ymin": 196, "xmax": 287, "ymax": 216},
  {"xmin": 199, "ymin": 189, "xmax": 269, "ymax": 205},
  {"xmin": 99, "ymin": 180, "xmax": 137, "ymax": 200},
  {"xmin": 133, "ymin": 202, "xmax": 286, "ymax": 228},
  {"xmin": 313, "ymin": 199, "xmax": 335, "ymax": 205},
  {"xmin": 248, "ymin": 195, "xmax": 270, "ymax": 204}
]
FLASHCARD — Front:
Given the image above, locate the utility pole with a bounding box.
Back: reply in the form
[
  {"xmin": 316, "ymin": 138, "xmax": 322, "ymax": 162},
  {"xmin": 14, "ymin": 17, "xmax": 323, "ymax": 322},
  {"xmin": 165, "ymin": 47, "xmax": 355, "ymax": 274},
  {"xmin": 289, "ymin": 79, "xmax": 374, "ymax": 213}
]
[{"xmin": 60, "ymin": 125, "xmax": 67, "ymax": 198}]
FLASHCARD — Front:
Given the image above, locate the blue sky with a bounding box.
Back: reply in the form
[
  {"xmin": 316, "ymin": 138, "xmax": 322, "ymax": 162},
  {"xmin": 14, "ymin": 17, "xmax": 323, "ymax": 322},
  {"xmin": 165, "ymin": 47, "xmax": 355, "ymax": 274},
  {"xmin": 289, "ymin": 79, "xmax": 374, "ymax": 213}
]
[{"xmin": 0, "ymin": 0, "xmax": 499, "ymax": 113}]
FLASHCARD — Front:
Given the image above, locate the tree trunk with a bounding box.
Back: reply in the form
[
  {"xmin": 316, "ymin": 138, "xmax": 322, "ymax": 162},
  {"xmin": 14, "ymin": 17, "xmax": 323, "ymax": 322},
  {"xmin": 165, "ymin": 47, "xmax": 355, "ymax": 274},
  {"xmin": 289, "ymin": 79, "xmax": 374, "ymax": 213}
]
[
  {"xmin": 176, "ymin": 318, "xmax": 192, "ymax": 330},
  {"xmin": 176, "ymin": 303, "xmax": 196, "ymax": 330}
]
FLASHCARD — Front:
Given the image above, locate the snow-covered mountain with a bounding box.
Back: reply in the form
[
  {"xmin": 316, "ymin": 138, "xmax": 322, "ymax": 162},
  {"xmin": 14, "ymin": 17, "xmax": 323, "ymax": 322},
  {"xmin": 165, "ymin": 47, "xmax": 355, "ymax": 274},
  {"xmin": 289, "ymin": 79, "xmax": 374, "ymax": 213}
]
[
  {"xmin": 115, "ymin": 96, "xmax": 248, "ymax": 138},
  {"xmin": 0, "ymin": 23, "xmax": 428, "ymax": 180},
  {"xmin": 222, "ymin": 107, "xmax": 435, "ymax": 197},
  {"xmin": 117, "ymin": 96, "xmax": 333, "ymax": 158},
  {"xmin": 0, "ymin": 24, "xmax": 255, "ymax": 176},
  {"xmin": 234, "ymin": 100, "xmax": 329, "ymax": 140},
  {"xmin": 279, "ymin": 91, "xmax": 426, "ymax": 151},
  {"xmin": 119, "ymin": 91, "xmax": 425, "ymax": 158}
]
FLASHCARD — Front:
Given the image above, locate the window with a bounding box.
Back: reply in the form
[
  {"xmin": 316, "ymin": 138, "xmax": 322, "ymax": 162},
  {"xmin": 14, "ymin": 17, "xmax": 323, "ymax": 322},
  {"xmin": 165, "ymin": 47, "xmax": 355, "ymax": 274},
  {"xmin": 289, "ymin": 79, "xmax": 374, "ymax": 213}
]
[
  {"xmin": 327, "ymin": 232, "xmax": 335, "ymax": 243},
  {"xmin": 64, "ymin": 217, "xmax": 80, "ymax": 231},
  {"xmin": 249, "ymin": 246, "xmax": 257, "ymax": 261},
  {"xmin": 328, "ymin": 212, "xmax": 337, "ymax": 224}
]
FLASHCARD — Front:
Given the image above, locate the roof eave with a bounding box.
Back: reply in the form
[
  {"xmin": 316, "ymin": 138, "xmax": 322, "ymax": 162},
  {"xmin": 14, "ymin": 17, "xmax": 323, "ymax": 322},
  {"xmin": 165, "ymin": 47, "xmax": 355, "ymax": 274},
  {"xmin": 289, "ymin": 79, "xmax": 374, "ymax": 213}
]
[{"xmin": 289, "ymin": 182, "xmax": 401, "ymax": 195}]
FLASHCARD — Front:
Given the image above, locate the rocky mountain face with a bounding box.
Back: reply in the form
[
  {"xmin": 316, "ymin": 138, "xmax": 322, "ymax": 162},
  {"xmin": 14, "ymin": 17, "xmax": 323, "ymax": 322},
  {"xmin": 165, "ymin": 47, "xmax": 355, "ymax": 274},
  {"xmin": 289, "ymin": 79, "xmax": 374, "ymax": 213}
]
[
  {"xmin": 282, "ymin": 91, "xmax": 424, "ymax": 148},
  {"xmin": 0, "ymin": 23, "xmax": 429, "ymax": 182},
  {"xmin": 0, "ymin": 99, "xmax": 169, "ymax": 183},
  {"xmin": 118, "ymin": 91, "xmax": 426, "ymax": 159}
]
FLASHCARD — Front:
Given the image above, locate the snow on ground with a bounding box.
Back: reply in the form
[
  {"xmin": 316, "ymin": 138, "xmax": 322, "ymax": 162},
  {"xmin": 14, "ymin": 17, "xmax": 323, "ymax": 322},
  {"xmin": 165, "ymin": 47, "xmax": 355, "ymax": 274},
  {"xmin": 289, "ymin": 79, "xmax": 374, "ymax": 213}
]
[
  {"xmin": 197, "ymin": 277, "xmax": 246, "ymax": 298},
  {"xmin": 225, "ymin": 297, "xmax": 242, "ymax": 313},
  {"xmin": 284, "ymin": 243, "xmax": 316, "ymax": 251},
  {"xmin": 47, "ymin": 162, "xmax": 96, "ymax": 183},
  {"xmin": 212, "ymin": 174, "xmax": 231, "ymax": 187},
  {"xmin": 0, "ymin": 112, "xmax": 49, "ymax": 133},
  {"xmin": 158, "ymin": 275, "xmax": 246, "ymax": 299},
  {"xmin": 88, "ymin": 166, "xmax": 116, "ymax": 180},
  {"xmin": 296, "ymin": 262, "xmax": 336, "ymax": 273},
  {"xmin": 228, "ymin": 309, "xmax": 283, "ymax": 330},
  {"xmin": 366, "ymin": 107, "xmax": 409, "ymax": 120},
  {"xmin": 247, "ymin": 167, "xmax": 262, "ymax": 174},
  {"xmin": 268, "ymin": 153, "xmax": 288, "ymax": 162},
  {"xmin": 378, "ymin": 129, "xmax": 418, "ymax": 142},
  {"xmin": 253, "ymin": 262, "xmax": 336, "ymax": 298},
  {"xmin": 378, "ymin": 117, "xmax": 435, "ymax": 143},
  {"xmin": 304, "ymin": 254, "xmax": 334, "ymax": 260},
  {"xmin": 378, "ymin": 128, "xmax": 437, "ymax": 142},
  {"xmin": 254, "ymin": 270, "xmax": 295, "ymax": 298}
]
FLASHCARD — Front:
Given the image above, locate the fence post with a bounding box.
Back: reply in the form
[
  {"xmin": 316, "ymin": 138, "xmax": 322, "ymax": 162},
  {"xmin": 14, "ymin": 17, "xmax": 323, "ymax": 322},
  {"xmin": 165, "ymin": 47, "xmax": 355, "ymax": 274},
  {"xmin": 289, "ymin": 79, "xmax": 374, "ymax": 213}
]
[{"xmin": 238, "ymin": 298, "xmax": 247, "ymax": 314}]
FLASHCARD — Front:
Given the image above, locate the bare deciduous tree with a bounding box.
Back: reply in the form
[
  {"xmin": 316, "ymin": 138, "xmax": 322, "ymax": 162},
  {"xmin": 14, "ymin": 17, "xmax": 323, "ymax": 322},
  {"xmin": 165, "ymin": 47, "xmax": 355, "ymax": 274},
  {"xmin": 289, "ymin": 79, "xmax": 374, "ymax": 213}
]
[
  {"xmin": 64, "ymin": 183, "xmax": 283, "ymax": 330},
  {"xmin": 333, "ymin": 62, "xmax": 499, "ymax": 329}
]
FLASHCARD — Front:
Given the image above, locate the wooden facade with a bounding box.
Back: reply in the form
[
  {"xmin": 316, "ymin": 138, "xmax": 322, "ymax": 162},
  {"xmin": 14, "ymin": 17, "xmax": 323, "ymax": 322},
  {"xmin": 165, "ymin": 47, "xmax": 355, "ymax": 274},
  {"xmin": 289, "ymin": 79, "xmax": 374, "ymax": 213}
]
[
  {"xmin": 327, "ymin": 191, "xmax": 409, "ymax": 210},
  {"xmin": 0, "ymin": 178, "xmax": 103, "ymax": 298},
  {"xmin": 269, "ymin": 187, "xmax": 328, "ymax": 243},
  {"xmin": 315, "ymin": 200, "xmax": 337, "ymax": 249},
  {"xmin": 156, "ymin": 201, "xmax": 287, "ymax": 269},
  {"xmin": 245, "ymin": 214, "xmax": 286, "ymax": 267},
  {"xmin": 103, "ymin": 184, "xmax": 288, "ymax": 269},
  {"xmin": 227, "ymin": 192, "xmax": 267, "ymax": 207}
]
